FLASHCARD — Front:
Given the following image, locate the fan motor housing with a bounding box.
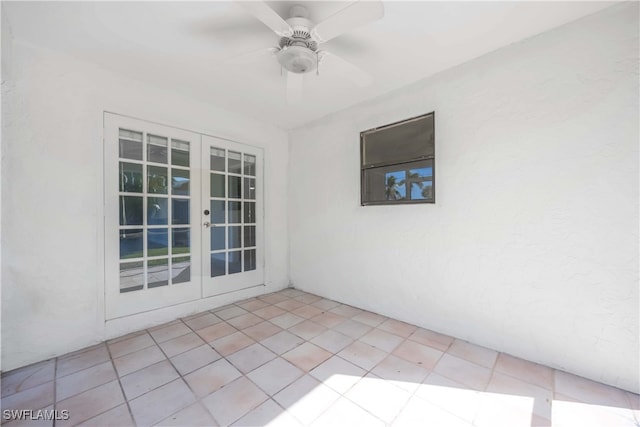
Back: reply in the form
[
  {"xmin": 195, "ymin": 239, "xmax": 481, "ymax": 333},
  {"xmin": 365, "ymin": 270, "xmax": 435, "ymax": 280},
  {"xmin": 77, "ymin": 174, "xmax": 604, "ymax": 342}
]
[{"xmin": 277, "ymin": 46, "xmax": 316, "ymax": 74}]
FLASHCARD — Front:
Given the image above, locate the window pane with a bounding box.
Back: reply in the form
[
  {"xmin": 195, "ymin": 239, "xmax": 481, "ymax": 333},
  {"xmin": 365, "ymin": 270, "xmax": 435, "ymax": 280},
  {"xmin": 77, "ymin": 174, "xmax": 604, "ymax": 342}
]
[
  {"xmin": 363, "ymin": 168, "xmax": 406, "ymax": 202},
  {"xmin": 228, "ymin": 251, "xmax": 242, "ymax": 275},
  {"xmin": 362, "ymin": 159, "xmax": 434, "ymax": 204},
  {"xmin": 211, "ymin": 226, "xmax": 226, "ymax": 251},
  {"xmin": 228, "ymin": 151, "xmax": 242, "ymax": 174},
  {"xmin": 229, "ymin": 226, "xmax": 241, "ymax": 249},
  {"xmin": 211, "ymin": 253, "xmax": 226, "ymax": 277},
  {"xmin": 210, "ymin": 147, "xmax": 225, "ymax": 172},
  {"xmin": 119, "ymin": 162, "xmax": 143, "ymax": 193},
  {"xmin": 147, "ymin": 197, "xmax": 168, "ymax": 225},
  {"xmin": 229, "ymin": 176, "xmax": 241, "ymax": 199},
  {"xmin": 409, "ymin": 166, "xmax": 433, "ymax": 178},
  {"xmin": 244, "ymin": 178, "xmax": 255, "ymax": 200},
  {"xmin": 172, "ymin": 256, "xmax": 190, "ymax": 284},
  {"xmin": 244, "ymin": 226, "xmax": 256, "ymax": 247},
  {"xmin": 228, "ymin": 201, "xmax": 241, "ymax": 224},
  {"xmin": 119, "ymin": 129, "xmax": 143, "ymax": 160},
  {"xmin": 147, "ymin": 258, "xmax": 169, "ymax": 288},
  {"xmin": 147, "ymin": 228, "xmax": 168, "ymax": 257},
  {"xmin": 172, "ymin": 228, "xmax": 190, "ymax": 254},
  {"xmin": 411, "ymin": 181, "xmax": 433, "ymax": 200},
  {"xmin": 148, "ymin": 134, "xmax": 168, "ymax": 164},
  {"xmin": 211, "ymin": 200, "xmax": 225, "ymax": 224},
  {"xmin": 120, "ymin": 196, "xmax": 143, "ymax": 225},
  {"xmin": 405, "ymin": 159, "xmax": 434, "ymax": 201},
  {"xmin": 172, "ymin": 199, "xmax": 189, "ymax": 224},
  {"xmin": 244, "ymin": 202, "xmax": 255, "ymax": 223},
  {"xmin": 172, "ymin": 169, "xmax": 190, "ymax": 196},
  {"xmin": 120, "ymin": 229, "xmax": 143, "ymax": 259},
  {"xmin": 148, "ymin": 166, "xmax": 168, "ymax": 194},
  {"xmin": 171, "ymin": 140, "xmax": 189, "ymax": 167},
  {"xmin": 244, "ymin": 154, "xmax": 256, "ymax": 176},
  {"xmin": 120, "ymin": 261, "xmax": 143, "ymax": 293},
  {"xmin": 244, "ymin": 249, "xmax": 256, "ymax": 272},
  {"xmin": 362, "ymin": 113, "xmax": 434, "ymax": 166},
  {"xmin": 211, "ymin": 173, "xmax": 225, "ymax": 198}
]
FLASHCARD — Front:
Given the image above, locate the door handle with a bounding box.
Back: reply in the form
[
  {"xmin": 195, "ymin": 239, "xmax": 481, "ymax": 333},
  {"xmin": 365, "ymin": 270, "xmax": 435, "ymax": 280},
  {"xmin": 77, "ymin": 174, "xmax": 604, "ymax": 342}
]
[{"xmin": 203, "ymin": 221, "xmax": 211, "ymax": 228}]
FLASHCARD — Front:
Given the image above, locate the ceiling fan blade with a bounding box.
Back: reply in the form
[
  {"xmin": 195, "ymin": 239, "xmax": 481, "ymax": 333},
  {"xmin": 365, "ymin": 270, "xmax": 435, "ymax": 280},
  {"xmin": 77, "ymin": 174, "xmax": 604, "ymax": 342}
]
[
  {"xmin": 311, "ymin": 1, "xmax": 384, "ymax": 44},
  {"xmin": 286, "ymin": 72, "xmax": 303, "ymax": 104},
  {"xmin": 319, "ymin": 51, "xmax": 373, "ymax": 87},
  {"xmin": 236, "ymin": 1, "xmax": 292, "ymax": 37},
  {"xmin": 223, "ymin": 47, "xmax": 279, "ymax": 65}
]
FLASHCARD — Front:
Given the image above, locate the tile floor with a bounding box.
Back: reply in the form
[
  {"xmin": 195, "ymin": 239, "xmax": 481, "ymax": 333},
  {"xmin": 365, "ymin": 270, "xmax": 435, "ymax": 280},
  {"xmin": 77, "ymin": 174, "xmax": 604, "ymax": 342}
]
[{"xmin": 2, "ymin": 289, "xmax": 638, "ymax": 426}]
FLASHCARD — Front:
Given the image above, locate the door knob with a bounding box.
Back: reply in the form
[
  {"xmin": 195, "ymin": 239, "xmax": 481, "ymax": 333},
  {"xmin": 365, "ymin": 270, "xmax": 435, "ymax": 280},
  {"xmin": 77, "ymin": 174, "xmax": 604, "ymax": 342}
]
[{"xmin": 203, "ymin": 221, "xmax": 211, "ymax": 228}]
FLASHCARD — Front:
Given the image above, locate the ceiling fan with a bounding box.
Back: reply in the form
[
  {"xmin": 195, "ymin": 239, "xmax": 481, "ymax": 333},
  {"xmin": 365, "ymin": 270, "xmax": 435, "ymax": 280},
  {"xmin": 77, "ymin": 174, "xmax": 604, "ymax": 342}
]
[{"xmin": 227, "ymin": 1, "xmax": 384, "ymax": 104}]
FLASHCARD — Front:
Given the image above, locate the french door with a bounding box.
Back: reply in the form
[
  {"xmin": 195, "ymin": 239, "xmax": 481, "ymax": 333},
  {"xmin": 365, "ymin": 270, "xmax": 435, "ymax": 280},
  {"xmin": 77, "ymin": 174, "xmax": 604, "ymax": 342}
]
[
  {"xmin": 201, "ymin": 135, "xmax": 264, "ymax": 298},
  {"xmin": 105, "ymin": 114, "xmax": 263, "ymax": 319}
]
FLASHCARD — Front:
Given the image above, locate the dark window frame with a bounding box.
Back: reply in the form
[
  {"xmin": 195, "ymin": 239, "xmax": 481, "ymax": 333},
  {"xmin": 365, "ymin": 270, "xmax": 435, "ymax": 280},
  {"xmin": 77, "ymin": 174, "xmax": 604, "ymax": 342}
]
[{"xmin": 360, "ymin": 112, "xmax": 435, "ymax": 206}]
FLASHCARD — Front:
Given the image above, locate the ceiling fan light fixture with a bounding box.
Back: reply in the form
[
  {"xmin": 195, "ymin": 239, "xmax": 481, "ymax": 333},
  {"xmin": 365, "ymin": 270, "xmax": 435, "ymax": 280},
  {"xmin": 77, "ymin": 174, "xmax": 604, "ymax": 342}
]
[{"xmin": 277, "ymin": 46, "xmax": 316, "ymax": 74}]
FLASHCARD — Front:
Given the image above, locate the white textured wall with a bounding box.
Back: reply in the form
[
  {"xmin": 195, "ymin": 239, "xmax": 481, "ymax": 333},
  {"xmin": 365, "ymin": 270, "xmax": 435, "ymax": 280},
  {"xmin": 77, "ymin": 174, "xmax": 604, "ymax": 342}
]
[
  {"xmin": 289, "ymin": 3, "xmax": 639, "ymax": 392},
  {"xmin": 0, "ymin": 6, "xmax": 12, "ymax": 373},
  {"xmin": 1, "ymin": 40, "xmax": 289, "ymax": 371}
]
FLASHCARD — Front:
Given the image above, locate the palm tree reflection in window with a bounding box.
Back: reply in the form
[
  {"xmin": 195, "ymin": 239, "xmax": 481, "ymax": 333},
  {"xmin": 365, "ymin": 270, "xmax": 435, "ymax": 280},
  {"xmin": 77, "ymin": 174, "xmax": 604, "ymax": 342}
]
[
  {"xmin": 385, "ymin": 167, "xmax": 433, "ymax": 201},
  {"xmin": 385, "ymin": 172, "xmax": 406, "ymax": 200}
]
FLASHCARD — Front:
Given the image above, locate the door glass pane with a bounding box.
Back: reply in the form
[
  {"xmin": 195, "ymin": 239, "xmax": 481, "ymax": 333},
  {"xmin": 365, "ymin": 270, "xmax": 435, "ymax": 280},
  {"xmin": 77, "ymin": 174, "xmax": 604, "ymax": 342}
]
[
  {"xmin": 211, "ymin": 253, "xmax": 226, "ymax": 277},
  {"xmin": 148, "ymin": 258, "xmax": 169, "ymax": 288},
  {"xmin": 229, "ymin": 226, "xmax": 241, "ymax": 249},
  {"xmin": 244, "ymin": 178, "xmax": 256, "ymax": 200},
  {"xmin": 171, "ymin": 140, "xmax": 189, "ymax": 167},
  {"xmin": 172, "ymin": 169, "xmax": 190, "ymax": 196},
  {"xmin": 120, "ymin": 261, "xmax": 144, "ymax": 293},
  {"xmin": 120, "ymin": 229, "xmax": 143, "ymax": 259},
  {"xmin": 244, "ymin": 249, "xmax": 256, "ymax": 272},
  {"xmin": 211, "ymin": 173, "xmax": 225, "ymax": 198},
  {"xmin": 228, "ymin": 151, "xmax": 242, "ymax": 174},
  {"xmin": 211, "ymin": 227, "xmax": 225, "ymax": 251},
  {"xmin": 244, "ymin": 154, "xmax": 256, "ymax": 176},
  {"xmin": 172, "ymin": 256, "xmax": 190, "ymax": 284},
  {"xmin": 210, "ymin": 147, "xmax": 225, "ymax": 172},
  {"xmin": 119, "ymin": 129, "xmax": 143, "ymax": 160},
  {"xmin": 147, "ymin": 228, "xmax": 168, "ymax": 257},
  {"xmin": 119, "ymin": 162, "xmax": 143, "ymax": 193},
  {"xmin": 148, "ymin": 135, "xmax": 168, "ymax": 164},
  {"xmin": 148, "ymin": 166, "xmax": 168, "ymax": 194},
  {"xmin": 228, "ymin": 201, "xmax": 241, "ymax": 224},
  {"xmin": 229, "ymin": 176, "xmax": 241, "ymax": 199},
  {"xmin": 211, "ymin": 200, "xmax": 225, "ymax": 224},
  {"xmin": 172, "ymin": 199, "xmax": 189, "ymax": 225},
  {"xmin": 120, "ymin": 196, "xmax": 143, "ymax": 226},
  {"xmin": 228, "ymin": 251, "xmax": 242, "ymax": 274},
  {"xmin": 244, "ymin": 226, "xmax": 256, "ymax": 247},
  {"xmin": 147, "ymin": 197, "xmax": 168, "ymax": 225},
  {"xmin": 172, "ymin": 228, "xmax": 190, "ymax": 254},
  {"xmin": 244, "ymin": 202, "xmax": 255, "ymax": 223}
]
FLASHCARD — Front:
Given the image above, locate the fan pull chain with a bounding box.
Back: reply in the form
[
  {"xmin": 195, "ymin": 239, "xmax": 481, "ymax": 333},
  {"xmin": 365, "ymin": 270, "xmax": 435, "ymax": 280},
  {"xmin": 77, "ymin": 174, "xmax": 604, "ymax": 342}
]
[{"xmin": 316, "ymin": 52, "xmax": 319, "ymax": 76}]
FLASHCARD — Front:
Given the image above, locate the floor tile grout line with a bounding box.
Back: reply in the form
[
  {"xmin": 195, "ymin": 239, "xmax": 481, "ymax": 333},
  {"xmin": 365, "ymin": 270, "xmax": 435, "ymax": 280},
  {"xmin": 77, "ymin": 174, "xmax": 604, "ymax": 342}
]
[
  {"xmin": 137, "ymin": 318, "xmax": 222, "ymax": 427},
  {"xmin": 175, "ymin": 314, "xmax": 281, "ymax": 426},
  {"xmin": 52, "ymin": 357, "xmax": 58, "ymax": 427},
  {"xmin": 178, "ymin": 294, "xmax": 385, "ymax": 426},
  {"xmin": 104, "ymin": 340, "xmax": 136, "ymax": 427},
  {"xmin": 55, "ymin": 344, "xmax": 134, "ymax": 425}
]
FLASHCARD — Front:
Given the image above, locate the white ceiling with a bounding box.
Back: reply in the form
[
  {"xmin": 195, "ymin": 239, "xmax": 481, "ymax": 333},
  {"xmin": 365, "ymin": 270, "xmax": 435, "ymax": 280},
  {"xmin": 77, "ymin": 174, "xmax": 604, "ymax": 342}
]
[{"xmin": 4, "ymin": 1, "xmax": 615, "ymax": 129}]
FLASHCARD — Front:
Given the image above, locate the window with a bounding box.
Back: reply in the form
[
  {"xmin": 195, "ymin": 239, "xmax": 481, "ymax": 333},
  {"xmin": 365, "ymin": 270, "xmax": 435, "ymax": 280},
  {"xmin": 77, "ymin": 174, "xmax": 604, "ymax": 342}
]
[{"xmin": 360, "ymin": 112, "xmax": 435, "ymax": 205}]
